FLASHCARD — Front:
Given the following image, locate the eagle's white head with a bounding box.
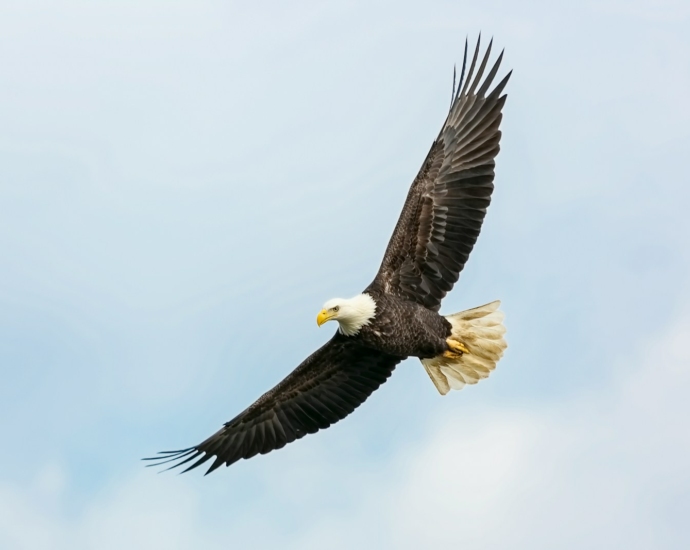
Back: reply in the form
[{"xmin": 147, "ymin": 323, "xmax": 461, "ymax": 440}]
[{"xmin": 316, "ymin": 293, "xmax": 377, "ymax": 337}]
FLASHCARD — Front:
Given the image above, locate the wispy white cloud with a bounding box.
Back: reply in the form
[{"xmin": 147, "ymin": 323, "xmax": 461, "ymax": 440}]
[
  {"xmin": 2, "ymin": 305, "xmax": 687, "ymax": 549},
  {"xmin": 286, "ymin": 305, "xmax": 690, "ymax": 549}
]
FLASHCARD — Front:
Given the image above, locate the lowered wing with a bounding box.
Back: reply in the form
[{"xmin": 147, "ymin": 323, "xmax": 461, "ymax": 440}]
[
  {"xmin": 369, "ymin": 36, "xmax": 511, "ymax": 311},
  {"xmin": 145, "ymin": 334, "xmax": 401, "ymax": 475}
]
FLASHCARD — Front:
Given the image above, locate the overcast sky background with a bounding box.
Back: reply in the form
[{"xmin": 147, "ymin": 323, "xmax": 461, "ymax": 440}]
[{"xmin": 1, "ymin": 1, "xmax": 689, "ymax": 548}]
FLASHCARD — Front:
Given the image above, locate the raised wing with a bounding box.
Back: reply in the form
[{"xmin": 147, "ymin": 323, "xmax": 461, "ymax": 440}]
[
  {"xmin": 369, "ymin": 37, "xmax": 511, "ymax": 311},
  {"xmin": 144, "ymin": 334, "xmax": 401, "ymax": 475}
]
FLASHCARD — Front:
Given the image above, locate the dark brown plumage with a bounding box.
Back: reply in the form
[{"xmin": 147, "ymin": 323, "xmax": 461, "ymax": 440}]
[
  {"xmin": 371, "ymin": 38, "xmax": 510, "ymax": 311},
  {"xmin": 149, "ymin": 334, "xmax": 401, "ymax": 474},
  {"xmin": 145, "ymin": 36, "xmax": 510, "ymax": 475}
]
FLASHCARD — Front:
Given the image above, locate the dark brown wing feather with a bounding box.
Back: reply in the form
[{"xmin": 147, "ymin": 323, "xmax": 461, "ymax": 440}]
[
  {"xmin": 144, "ymin": 334, "xmax": 401, "ymax": 475},
  {"xmin": 369, "ymin": 36, "xmax": 511, "ymax": 311}
]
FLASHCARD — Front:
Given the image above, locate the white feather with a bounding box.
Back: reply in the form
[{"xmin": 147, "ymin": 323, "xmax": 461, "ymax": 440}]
[
  {"xmin": 323, "ymin": 293, "xmax": 377, "ymax": 336},
  {"xmin": 421, "ymin": 300, "xmax": 507, "ymax": 395}
]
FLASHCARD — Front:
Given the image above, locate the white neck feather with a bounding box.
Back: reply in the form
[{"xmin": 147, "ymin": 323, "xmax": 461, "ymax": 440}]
[{"xmin": 325, "ymin": 293, "xmax": 377, "ymax": 337}]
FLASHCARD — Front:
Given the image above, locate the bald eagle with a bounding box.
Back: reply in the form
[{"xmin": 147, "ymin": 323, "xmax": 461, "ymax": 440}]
[{"xmin": 146, "ymin": 37, "xmax": 510, "ymax": 475}]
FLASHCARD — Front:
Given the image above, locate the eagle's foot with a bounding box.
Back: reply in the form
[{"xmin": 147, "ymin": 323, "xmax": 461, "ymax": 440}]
[{"xmin": 443, "ymin": 338, "xmax": 469, "ymax": 359}]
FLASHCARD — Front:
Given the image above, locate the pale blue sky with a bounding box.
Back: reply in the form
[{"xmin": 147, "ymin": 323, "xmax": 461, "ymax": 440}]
[{"xmin": 1, "ymin": 1, "xmax": 689, "ymax": 548}]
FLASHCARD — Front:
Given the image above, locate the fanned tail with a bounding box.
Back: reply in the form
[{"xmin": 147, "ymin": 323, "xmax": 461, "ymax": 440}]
[{"xmin": 421, "ymin": 300, "xmax": 507, "ymax": 395}]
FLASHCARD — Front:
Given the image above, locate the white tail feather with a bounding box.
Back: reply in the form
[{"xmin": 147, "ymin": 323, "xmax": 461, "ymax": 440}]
[{"xmin": 421, "ymin": 300, "xmax": 507, "ymax": 395}]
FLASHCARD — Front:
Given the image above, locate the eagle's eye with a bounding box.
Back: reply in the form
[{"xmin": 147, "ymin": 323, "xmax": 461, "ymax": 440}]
[{"xmin": 333, "ymin": 306, "xmax": 340, "ymax": 312}]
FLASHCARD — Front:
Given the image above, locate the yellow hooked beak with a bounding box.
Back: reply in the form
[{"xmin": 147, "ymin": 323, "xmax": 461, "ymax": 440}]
[{"xmin": 317, "ymin": 309, "xmax": 336, "ymax": 327}]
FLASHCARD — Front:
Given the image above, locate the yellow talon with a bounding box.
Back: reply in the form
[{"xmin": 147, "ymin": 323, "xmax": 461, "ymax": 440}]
[
  {"xmin": 455, "ymin": 341, "xmax": 470, "ymax": 354},
  {"xmin": 444, "ymin": 339, "xmax": 469, "ymax": 358}
]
